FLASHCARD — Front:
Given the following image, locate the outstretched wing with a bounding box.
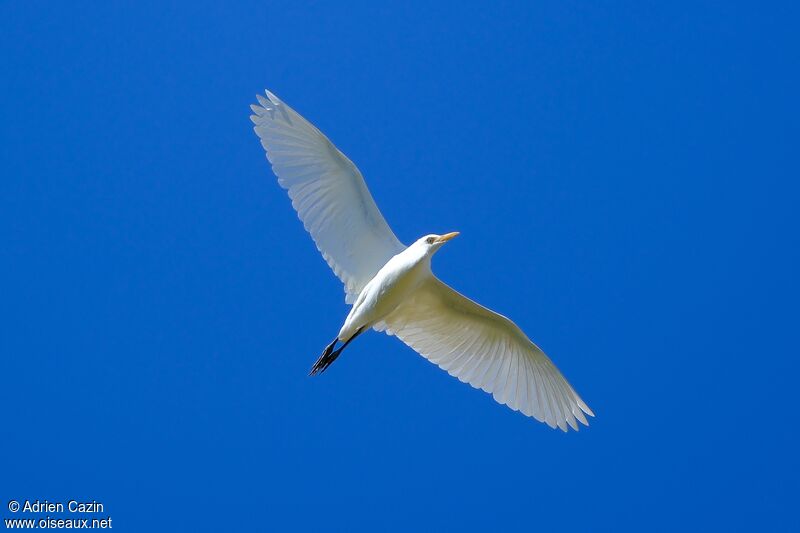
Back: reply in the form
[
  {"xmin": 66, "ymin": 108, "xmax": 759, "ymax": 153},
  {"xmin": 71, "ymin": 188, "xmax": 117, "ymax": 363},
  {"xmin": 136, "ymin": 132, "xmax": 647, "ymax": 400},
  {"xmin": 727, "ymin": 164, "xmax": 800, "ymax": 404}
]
[
  {"xmin": 380, "ymin": 278, "xmax": 594, "ymax": 431},
  {"xmin": 251, "ymin": 90, "xmax": 405, "ymax": 303}
]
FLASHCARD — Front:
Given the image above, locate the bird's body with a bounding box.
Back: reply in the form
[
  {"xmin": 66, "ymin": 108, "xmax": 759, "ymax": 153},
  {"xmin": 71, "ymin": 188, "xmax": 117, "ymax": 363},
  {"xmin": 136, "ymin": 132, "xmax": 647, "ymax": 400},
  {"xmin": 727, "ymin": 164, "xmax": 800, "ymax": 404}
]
[
  {"xmin": 339, "ymin": 235, "xmax": 444, "ymax": 341},
  {"xmin": 251, "ymin": 90, "xmax": 594, "ymax": 431}
]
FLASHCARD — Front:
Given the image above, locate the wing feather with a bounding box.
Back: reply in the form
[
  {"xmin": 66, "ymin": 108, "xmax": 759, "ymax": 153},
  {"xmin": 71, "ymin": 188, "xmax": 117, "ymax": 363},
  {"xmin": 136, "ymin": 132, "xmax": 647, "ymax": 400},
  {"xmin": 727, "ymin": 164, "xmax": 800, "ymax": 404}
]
[
  {"xmin": 251, "ymin": 90, "xmax": 405, "ymax": 303},
  {"xmin": 382, "ymin": 277, "xmax": 594, "ymax": 431}
]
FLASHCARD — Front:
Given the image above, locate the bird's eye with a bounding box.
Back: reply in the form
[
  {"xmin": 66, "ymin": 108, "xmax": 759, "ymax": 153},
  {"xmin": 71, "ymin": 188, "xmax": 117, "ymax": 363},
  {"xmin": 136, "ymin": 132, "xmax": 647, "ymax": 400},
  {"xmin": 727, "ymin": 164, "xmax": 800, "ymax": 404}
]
[{"xmin": 426, "ymin": 236, "xmax": 435, "ymax": 244}]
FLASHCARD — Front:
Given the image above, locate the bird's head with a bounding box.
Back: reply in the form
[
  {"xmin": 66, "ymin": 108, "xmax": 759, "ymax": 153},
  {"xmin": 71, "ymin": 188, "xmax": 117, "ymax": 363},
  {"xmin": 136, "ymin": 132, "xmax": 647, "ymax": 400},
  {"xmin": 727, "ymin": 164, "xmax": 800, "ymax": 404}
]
[{"xmin": 414, "ymin": 232, "xmax": 460, "ymax": 255}]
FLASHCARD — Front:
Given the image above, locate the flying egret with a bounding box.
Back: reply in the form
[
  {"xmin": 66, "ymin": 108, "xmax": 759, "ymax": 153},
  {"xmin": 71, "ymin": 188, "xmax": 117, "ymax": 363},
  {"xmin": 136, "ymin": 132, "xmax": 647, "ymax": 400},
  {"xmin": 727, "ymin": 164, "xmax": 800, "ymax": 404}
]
[{"xmin": 250, "ymin": 90, "xmax": 594, "ymax": 431}]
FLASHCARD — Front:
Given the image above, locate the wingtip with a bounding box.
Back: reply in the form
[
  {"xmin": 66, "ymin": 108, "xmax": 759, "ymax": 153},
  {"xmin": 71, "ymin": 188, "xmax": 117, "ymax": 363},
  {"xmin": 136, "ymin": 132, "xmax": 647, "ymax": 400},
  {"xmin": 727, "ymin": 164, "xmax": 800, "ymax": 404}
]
[
  {"xmin": 255, "ymin": 93, "xmax": 270, "ymax": 107},
  {"xmin": 573, "ymin": 407, "xmax": 589, "ymax": 426},
  {"xmin": 265, "ymin": 89, "xmax": 280, "ymax": 104},
  {"xmin": 566, "ymin": 415, "xmax": 579, "ymax": 431}
]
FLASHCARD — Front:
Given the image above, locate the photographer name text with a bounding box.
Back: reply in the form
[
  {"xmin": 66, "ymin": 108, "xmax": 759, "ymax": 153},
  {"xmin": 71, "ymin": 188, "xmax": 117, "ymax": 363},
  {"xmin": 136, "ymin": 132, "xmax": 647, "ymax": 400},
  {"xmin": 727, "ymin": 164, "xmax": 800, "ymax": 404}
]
[{"xmin": 9, "ymin": 500, "xmax": 104, "ymax": 514}]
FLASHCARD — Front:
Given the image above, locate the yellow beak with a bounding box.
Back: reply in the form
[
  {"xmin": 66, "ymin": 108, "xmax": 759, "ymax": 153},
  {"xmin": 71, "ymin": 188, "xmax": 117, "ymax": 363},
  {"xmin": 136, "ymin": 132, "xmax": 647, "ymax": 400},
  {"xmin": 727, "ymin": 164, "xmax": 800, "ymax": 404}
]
[{"xmin": 435, "ymin": 231, "xmax": 460, "ymax": 243}]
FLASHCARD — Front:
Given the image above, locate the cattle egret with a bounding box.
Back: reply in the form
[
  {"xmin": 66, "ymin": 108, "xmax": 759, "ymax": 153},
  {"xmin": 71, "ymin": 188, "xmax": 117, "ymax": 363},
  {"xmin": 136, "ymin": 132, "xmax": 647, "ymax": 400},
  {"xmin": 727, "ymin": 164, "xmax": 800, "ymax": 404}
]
[{"xmin": 250, "ymin": 90, "xmax": 594, "ymax": 431}]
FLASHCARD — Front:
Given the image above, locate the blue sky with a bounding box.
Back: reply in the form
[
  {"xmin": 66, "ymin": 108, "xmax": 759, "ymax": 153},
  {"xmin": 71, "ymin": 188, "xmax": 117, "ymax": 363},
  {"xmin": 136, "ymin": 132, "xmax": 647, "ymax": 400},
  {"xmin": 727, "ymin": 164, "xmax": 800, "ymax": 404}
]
[{"xmin": 2, "ymin": 1, "xmax": 798, "ymax": 531}]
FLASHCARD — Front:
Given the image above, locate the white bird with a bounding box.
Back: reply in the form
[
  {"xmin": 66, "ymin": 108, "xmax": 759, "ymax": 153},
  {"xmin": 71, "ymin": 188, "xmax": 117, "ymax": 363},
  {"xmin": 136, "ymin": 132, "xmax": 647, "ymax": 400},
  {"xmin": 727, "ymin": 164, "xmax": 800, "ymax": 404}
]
[{"xmin": 250, "ymin": 90, "xmax": 594, "ymax": 431}]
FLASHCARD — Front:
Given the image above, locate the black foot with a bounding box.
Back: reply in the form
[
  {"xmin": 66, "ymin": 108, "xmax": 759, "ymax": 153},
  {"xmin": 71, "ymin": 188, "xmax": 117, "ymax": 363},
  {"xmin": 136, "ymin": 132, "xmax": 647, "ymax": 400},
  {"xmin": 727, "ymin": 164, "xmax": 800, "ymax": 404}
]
[
  {"xmin": 309, "ymin": 328, "xmax": 365, "ymax": 376},
  {"xmin": 310, "ymin": 338, "xmax": 340, "ymax": 375}
]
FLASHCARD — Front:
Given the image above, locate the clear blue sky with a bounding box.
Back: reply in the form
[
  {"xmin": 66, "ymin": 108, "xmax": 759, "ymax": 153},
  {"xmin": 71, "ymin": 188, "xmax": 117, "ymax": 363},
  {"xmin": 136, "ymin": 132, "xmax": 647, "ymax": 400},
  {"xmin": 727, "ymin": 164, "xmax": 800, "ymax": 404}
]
[{"xmin": 2, "ymin": 1, "xmax": 798, "ymax": 531}]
